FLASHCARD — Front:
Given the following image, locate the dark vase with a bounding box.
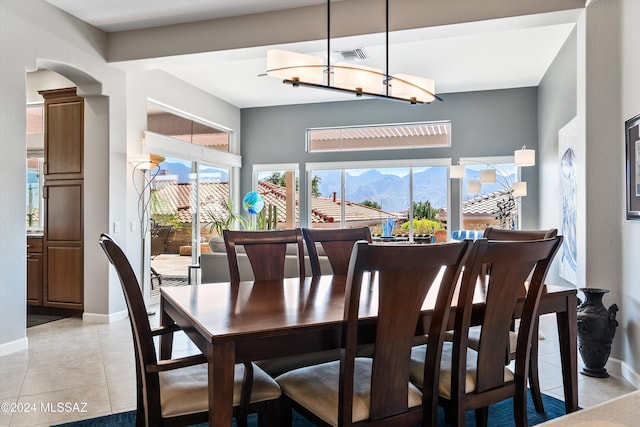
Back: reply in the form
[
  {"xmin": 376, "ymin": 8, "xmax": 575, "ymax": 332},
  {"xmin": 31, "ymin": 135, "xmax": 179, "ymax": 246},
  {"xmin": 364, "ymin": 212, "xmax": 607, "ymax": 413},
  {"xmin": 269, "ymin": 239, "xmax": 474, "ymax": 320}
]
[{"xmin": 577, "ymin": 288, "xmax": 618, "ymax": 378}]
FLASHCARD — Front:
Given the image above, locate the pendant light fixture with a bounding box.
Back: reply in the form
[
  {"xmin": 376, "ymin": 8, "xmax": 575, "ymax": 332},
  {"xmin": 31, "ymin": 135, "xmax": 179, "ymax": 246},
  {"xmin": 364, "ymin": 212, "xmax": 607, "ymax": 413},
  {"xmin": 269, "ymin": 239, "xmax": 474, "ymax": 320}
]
[{"xmin": 266, "ymin": 0, "xmax": 441, "ymax": 105}]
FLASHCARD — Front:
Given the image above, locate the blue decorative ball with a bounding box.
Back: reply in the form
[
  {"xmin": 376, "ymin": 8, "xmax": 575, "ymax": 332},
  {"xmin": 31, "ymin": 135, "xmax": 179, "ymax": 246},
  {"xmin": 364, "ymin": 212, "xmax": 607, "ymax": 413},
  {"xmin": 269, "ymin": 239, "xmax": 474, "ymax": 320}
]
[{"xmin": 243, "ymin": 191, "xmax": 264, "ymax": 215}]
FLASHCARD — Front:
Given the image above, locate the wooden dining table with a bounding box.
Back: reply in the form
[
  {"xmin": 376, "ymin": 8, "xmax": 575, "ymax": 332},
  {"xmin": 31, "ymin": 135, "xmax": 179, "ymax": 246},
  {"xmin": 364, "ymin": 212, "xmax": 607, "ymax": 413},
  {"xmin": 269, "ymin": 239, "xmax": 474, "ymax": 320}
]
[{"xmin": 159, "ymin": 274, "xmax": 578, "ymax": 426}]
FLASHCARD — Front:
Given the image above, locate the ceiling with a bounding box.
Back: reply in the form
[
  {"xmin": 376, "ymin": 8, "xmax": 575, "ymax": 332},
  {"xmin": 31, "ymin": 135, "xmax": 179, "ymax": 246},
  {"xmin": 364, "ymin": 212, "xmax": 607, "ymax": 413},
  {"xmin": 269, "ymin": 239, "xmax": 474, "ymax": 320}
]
[{"xmin": 44, "ymin": 0, "xmax": 579, "ymax": 109}]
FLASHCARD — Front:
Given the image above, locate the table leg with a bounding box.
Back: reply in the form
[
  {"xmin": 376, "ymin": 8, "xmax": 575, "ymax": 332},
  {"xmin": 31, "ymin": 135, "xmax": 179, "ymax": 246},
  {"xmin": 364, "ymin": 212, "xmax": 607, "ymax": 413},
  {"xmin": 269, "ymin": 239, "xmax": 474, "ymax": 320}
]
[
  {"xmin": 556, "ymin": 293, "xmax": 579, "ymax": 413},
  {"xmin": 159, "ymin": 298, "xmax": 173, "ymax": 360},
  {"xmin": 209, "ymin": 342, "xmax": 235, "ymax": 426}
]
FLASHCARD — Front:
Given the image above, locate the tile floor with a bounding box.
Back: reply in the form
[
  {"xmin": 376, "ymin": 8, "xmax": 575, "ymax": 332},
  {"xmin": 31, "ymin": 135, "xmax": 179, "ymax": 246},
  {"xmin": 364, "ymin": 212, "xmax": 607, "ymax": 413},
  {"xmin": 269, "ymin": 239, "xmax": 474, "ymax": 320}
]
[{"xmin": 1, "ymin": 312, "xmax": 636, "ymax": 427}]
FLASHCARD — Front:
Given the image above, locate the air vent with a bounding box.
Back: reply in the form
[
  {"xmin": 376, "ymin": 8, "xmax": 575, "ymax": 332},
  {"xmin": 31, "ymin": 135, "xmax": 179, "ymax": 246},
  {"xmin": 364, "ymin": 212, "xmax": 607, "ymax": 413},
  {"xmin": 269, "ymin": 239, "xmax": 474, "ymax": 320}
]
[{"xmin": 334, "ymin": 48, "xmax": 368, "ymax": 62}]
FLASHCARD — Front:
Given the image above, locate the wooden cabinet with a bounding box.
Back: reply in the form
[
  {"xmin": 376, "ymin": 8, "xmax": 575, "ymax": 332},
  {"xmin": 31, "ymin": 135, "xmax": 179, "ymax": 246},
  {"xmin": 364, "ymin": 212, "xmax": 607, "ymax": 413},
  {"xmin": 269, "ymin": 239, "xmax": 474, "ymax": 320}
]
[
  {"xmin": 27, "ymin": 236, "xmax": 43, "ymax": 306},
  {"xmin": 41, "ymin": 87, "xmax": 83, "ymax": 180},
  {"xmin": 38, "ymin": 87, "xmax": 84, "ymax": 312}
]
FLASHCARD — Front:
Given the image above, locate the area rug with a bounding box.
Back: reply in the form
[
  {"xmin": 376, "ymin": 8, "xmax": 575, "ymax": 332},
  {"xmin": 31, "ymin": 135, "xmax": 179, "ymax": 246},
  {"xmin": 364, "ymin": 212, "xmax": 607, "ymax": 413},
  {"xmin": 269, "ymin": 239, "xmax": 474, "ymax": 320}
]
[
  {"xmin": 51, "ymin": 391, "xmax": 569, "ymax": 426},
  {"xmin": 27, "ymin": 314, "xmax": 68, "ymax": 328}
]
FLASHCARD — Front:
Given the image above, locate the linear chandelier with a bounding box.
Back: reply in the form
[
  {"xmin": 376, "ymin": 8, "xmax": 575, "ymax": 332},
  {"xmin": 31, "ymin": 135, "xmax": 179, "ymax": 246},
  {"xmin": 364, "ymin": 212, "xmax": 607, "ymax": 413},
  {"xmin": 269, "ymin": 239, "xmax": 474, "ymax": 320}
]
[{"xmin": 265, "ymin": 0, "xmax": 441, "ymax": 105}]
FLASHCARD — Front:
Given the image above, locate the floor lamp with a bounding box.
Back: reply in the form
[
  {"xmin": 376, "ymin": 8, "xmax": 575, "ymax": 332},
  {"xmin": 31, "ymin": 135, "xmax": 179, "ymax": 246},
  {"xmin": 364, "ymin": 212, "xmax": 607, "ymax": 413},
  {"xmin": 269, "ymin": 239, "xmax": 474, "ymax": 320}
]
[{"xmin": 131, "ymin": 154, "xmax": 164, "ymax": 316}]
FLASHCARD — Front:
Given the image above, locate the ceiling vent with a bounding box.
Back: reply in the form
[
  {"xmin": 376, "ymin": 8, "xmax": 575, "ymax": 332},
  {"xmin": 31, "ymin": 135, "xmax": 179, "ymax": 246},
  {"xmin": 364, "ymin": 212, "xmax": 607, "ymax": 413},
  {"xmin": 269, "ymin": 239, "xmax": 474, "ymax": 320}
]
[{"xmin": 334, "ymin": 48, "xmax": 368, "ymax": 62}]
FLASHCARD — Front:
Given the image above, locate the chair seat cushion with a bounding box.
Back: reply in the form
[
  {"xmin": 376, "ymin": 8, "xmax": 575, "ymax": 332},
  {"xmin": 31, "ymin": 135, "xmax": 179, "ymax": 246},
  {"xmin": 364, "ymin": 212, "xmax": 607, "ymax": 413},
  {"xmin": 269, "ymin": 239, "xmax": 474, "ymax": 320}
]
[
  {"xmin": 444, "ymin": 326, "xmax": 518, "ymax": 354},
  {"xmin": 410, "ymin": 342, "xmax": 514, "ymax": 399},
  {"xmin": 159, "ymin": 362, "xmax": 281, "ymax": 417},
  {"xmin": 276, "ymin": 357, "xmax": 422, "ymax": 427}
]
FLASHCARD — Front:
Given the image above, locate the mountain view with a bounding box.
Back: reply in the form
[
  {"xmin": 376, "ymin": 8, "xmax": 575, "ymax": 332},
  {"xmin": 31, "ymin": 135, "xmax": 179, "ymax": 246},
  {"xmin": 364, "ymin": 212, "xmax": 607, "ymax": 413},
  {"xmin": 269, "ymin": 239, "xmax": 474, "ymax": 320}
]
[{"xmin": 314, "ymin": 168, "xmax": 448, "ymax": 213}]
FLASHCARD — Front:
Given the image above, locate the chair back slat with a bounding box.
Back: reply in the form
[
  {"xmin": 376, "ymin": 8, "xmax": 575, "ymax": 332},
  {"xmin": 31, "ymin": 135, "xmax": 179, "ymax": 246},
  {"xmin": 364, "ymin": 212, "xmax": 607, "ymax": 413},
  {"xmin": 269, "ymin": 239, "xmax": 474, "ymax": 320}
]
[
  {"xmin": 223, "ymin": 229, "xmax": 305, "ymax": 282},
  {"xmin": 340, "ymin": 241, "xmax": 470, "ymax": 423},
  {"xmin": 302, "ymin": 227, "xmax": 372, "ymax": 276},
  {"xmin": 452, "ymin": 237, "xmax": 562, "ymax": 395}
]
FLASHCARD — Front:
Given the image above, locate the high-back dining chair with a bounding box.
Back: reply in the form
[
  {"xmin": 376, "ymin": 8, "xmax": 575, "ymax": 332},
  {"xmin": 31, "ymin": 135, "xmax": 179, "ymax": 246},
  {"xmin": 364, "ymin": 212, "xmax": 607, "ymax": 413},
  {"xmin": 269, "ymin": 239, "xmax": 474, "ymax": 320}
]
[
  {"xmin": 480, "ymin": 227, "xmax": 558, "ymax": 413},
  {"xmin": 223, "ymin": 229, "xmax": 306, "ymax": 282},
  {"xmin": 302, "ymin": 227, "xmax": 372, "ymax": 276},
  {"xmin": 98, "ymin": 234, "xmax": 281, "ymax": 427},
  {"xmin": 410, "ymin": 236, "xmax": 562, "ymax": 427},
  {"xmin": 276, "ymin": 240, "xmax": 471, "ymax": 427}
]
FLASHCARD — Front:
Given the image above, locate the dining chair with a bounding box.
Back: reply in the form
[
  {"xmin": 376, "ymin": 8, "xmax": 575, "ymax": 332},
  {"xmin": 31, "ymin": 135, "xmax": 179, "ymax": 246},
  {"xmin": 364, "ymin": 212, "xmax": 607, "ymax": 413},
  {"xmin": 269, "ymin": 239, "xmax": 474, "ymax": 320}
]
[
  {"xmin": 276, "ymin": 240, "xmax": 471, "ymax": 427},
  {"xmin": 302, "ymin": 227, "xmax": 372, "ymax": 276},
  {"xmin": 480, "ymin": 227, "xmax": 558, "ymax": 413},
  {"xmin": 410, "ymin": 236, "xmax": 562, "ymax": 427},
  {"xmin": 98, "ymin": 233, "xmax": 282, "ymax": 427},
  {"xmin": 223, "ymin": 228, "xmax": 306, "ymax": 282}
]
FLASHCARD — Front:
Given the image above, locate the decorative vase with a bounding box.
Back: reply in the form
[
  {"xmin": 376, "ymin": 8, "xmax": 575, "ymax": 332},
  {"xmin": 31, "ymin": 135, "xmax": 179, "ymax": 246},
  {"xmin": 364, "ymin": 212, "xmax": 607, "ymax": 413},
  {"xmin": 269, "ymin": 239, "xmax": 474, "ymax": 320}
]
[{"xmin": 577, "ymin": 288, "xmax": 618, "ymax": 378}]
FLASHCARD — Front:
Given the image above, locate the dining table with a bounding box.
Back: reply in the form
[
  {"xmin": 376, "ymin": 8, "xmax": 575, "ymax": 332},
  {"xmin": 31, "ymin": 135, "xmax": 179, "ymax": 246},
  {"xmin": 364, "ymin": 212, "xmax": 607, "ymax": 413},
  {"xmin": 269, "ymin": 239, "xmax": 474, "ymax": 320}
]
[{"xmin": 159, "ymin": 274, "xmax": 578, "ymax": 426}]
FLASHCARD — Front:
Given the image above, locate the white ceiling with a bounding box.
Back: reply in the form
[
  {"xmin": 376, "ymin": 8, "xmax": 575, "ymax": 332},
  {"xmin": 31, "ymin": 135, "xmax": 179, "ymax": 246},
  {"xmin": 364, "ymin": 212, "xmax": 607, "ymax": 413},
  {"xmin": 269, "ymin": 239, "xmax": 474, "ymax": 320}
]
[{"xmin": 44, "ymin": 0, "xmax": 579, "ymax": 109}]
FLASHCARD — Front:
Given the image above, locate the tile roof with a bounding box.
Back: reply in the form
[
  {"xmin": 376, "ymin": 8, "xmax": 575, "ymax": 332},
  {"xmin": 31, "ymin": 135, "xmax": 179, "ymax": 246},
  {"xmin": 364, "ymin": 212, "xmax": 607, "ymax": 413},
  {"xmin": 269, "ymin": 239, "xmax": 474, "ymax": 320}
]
[
  {"xmin": 150, "ymin": 179, "xmax": 396, "ymax": 226},
  {"xmin": 438, "ymin": 189, "xmax": 514, "ymax": 221}
]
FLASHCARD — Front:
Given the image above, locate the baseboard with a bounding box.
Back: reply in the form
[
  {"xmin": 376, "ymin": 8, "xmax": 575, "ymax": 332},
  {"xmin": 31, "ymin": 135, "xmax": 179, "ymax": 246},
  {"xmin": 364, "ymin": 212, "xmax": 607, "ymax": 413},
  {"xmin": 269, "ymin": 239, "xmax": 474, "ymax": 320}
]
[
  {"xmin": 620, "ymin": 359, "xmax": 640, "ymax": 389},
  {"xmin": 82, "ymin": 309, "xmax": 128, "ymax": 324},
  {"xmin": 0, "ymin": 337, "xmax": 28, "ymax": 356}
]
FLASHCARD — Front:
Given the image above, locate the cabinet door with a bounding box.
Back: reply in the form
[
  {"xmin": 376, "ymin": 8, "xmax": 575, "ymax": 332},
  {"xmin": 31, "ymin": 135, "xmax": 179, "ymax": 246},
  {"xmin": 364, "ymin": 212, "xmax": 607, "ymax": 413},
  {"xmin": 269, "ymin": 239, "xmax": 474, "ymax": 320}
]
[
  {"xmin": 27, "ymin": 253, "xmax": 43, "ymax": 306},
  {"xmin": 43, "ymin": 180, "xmax": 83, "ymax": 309},
  {"xmin": 45, "ymin": 246, "xmax": 83, "ymax": 307},
  {"xmin": 44, "ymin": 181, "xmax": 82, "ymax": 242},
  {"xmin": 39, "ymin": 87, "xmax": 84, "ymax": 180}
]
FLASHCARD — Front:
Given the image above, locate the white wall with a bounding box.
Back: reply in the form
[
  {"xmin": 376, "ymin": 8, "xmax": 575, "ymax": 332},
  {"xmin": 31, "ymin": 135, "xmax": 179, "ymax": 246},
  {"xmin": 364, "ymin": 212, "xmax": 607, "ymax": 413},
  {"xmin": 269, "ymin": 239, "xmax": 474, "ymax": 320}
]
[
  {"xmin": 620, "ymin": 0, "xmax": 640, "ymax": 385},
  {"xmin": 0, "ymin": 0, "xmax": 128, "ymax": 353},
  {"xmin": 124, "ymin": 69, "xmax": 241, "ymax": 300}
]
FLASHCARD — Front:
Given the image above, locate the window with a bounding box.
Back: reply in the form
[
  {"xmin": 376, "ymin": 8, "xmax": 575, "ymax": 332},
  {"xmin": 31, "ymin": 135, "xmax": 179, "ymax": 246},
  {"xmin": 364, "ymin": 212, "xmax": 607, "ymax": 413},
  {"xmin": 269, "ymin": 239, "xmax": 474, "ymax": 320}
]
[
  {"xmin": 26, "ymin": 104, "xmax": 43, "ymax": 134},
  {"xmin": 457, "ymin": 157, "xmax": 521, "ymax": 231},
  {"xmin": 253, "ymin": 165, "xmax": 300, "ymax": 230},
  {"xmin": 307, "ymin": 160, "xmax": 449, "ymax": 242},
  {"xmin": 147, "ymin": 104, "xmax": 230, "ymax": 153},
  {"xmin": 307, "ymin": 121, "xmax": 450, "ymax": 153},
  {"xmin": 26, "ymin": 157, "xmax": 43, "ymax": 231}
]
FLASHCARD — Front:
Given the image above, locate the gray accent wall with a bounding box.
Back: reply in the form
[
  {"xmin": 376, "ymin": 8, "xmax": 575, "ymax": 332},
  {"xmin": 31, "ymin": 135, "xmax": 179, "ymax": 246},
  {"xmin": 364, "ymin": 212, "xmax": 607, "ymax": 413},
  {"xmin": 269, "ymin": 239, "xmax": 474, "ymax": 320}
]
[
  {"xmin": 241, "ymin": 87, "xmax": 540, "ymax": 231},
  {"xmin": 538, "ymin": 28, "xmax": 578, "ymax": 289}
]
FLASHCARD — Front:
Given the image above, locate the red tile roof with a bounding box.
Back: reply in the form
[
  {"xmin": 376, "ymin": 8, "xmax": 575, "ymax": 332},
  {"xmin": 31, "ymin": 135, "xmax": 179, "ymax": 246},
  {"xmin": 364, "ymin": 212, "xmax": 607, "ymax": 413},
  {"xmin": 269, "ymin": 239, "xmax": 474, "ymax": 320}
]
[{"xmin": 150, "ymin": 179, "xmax": 397, "ymax": 226}]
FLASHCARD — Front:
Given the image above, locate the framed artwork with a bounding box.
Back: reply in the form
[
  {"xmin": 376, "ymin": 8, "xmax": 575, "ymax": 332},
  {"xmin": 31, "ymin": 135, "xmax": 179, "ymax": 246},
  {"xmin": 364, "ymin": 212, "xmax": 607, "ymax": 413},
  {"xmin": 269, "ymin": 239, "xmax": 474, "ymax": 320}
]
[
  {"xmin": 625, "ymin": 114, "xmax": 640, "ymax": 219},
  {"xmin": 559, "ymin": 117, "xmax": 577, "ymax": 285}
]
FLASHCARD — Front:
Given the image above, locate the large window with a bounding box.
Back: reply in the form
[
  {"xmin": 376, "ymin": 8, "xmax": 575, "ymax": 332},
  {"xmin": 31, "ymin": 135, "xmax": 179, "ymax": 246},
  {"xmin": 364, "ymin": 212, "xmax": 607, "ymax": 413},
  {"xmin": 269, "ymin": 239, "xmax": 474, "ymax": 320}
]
[
  {"xmin": 307, "ymin": 160, "xmax": 449, "ymax": 242},
  {"xmin": 307, "ymin": 121, "xmax": 451, "ymax": 153}
]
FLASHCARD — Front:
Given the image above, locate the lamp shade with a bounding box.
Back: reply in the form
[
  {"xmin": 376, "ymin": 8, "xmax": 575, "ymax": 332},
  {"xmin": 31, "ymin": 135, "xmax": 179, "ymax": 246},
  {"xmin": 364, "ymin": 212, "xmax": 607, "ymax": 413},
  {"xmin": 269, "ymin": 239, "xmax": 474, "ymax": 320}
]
[
  {"xmin": 450, "ymin": 164, "xmax": 465, "ymax": 179},
  {"xmin": 467, "ymin": 180, "xmax": 481, "ymax": 194},
  {"xmin": 333, "ymin": 63, "xmax": 383, "ymax": 93},
  {"xmin": 266, "ymin": 49, "xmax": 324, "ymax": 83},
  {"xmin": 512, "ymin": 181, "xmax": 527, "ymax": 197},
  {"xmin": 391, "ymin": 74, "xmax": 436, "ymax": 103},
  {"xmin": 514, "ymin": 148, "xmax": 535, "ymax": 167},
  {"xmin": 480, "ymin": 168, "xmax": 496, "ymax": 184}
]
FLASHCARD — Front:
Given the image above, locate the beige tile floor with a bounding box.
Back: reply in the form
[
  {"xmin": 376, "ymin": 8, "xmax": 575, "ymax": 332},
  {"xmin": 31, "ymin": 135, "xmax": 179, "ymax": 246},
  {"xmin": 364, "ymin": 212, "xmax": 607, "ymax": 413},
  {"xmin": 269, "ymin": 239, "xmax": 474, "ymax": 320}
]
[{"xmin": 1, "ymin": 312, "xmax": 636, "ymax": 427}]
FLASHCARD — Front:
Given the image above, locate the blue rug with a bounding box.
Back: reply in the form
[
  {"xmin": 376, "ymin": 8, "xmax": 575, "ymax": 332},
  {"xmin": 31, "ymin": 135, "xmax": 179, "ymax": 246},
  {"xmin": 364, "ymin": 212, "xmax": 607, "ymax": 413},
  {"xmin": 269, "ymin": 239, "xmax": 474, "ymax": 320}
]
[{"xmin": 51, "ymin": 391, "xmax": 569, "ymax": 426}]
